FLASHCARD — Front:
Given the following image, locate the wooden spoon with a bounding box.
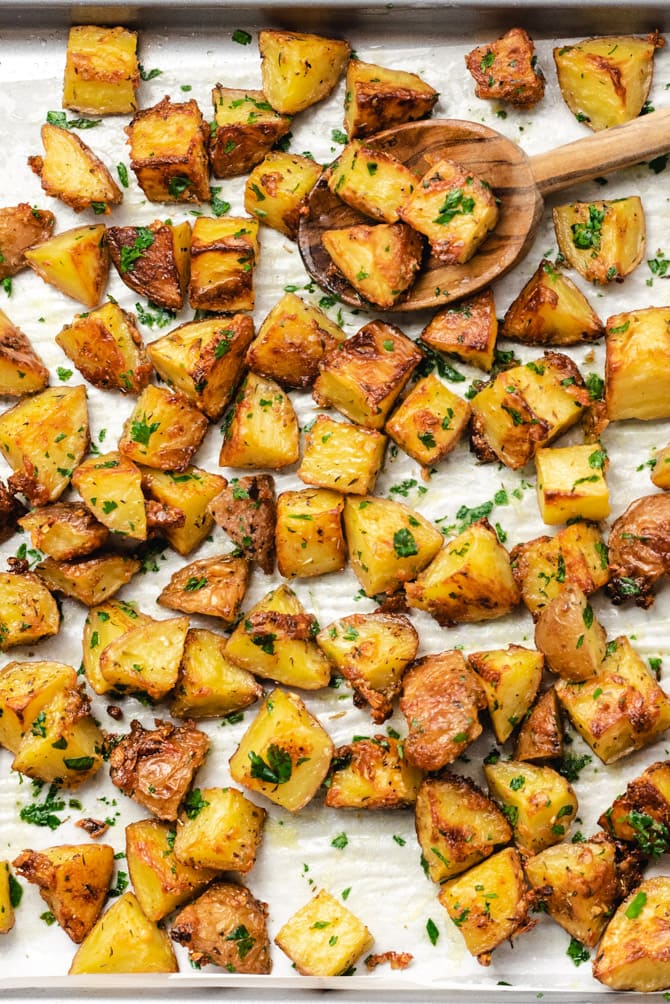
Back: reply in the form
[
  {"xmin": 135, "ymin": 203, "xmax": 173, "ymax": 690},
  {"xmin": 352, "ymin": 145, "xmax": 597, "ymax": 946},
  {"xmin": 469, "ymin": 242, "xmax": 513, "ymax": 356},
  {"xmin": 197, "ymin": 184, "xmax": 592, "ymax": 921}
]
[{"xmin": 298, "ymin": 109, "xmax": 670, "ymax": 313}]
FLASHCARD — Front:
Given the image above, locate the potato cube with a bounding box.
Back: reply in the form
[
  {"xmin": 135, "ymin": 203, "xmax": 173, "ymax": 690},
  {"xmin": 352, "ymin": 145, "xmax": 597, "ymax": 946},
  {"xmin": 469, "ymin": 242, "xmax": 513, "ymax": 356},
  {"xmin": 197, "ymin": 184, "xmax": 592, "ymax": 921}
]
[
  {"xmin": 126, "ymin": 819, "xmax": 215, "ymax": 922},
  {"xmin": 83, "ymin": 599, "xmax": 149, "ymax": 695},
  {"xmin": 219, "ymin": 372, "xmax": 299, "ymax": 470},
  {"xmin": 553, "ymin": 197, "xmax": 645, "ymax": 285},
  {"xmin": 173, "ymin": 786, "xmax": 265, "ymax": 873},
  {"xmin": 344, "ymin": 60, "xmax": 438, "ymax": 139},
  {"xmin": 226, "ymin": 584, "xmax": 331, "ymax": 690},
  {"xmin": 0, "ymin": 659, "xmax": 77, "ymax": 753},
  {"xmin": 0, "ymin": 203, "xmax": 55, "ymax": 281},
  {"xmin": 208, "ymin": 474, "xmax": 276, "ymax": 573},
  {"xmin": 172, "ymin": 881, "xmax": 271, "ymax": 973},
  {"xmin": 119, "ymin": 384, "xmax": 208, "ymax": 472},
  {"xmin": 245, "ymin": 152, "xmax": 322, "ymax": 239},
  {"xmin": 73, "ymin": 451, "xmax": 146, "ymax": 539},
  {"xmin": 326, "ymin": 735, "xmax": 423, "ymax": 810},
  {"xmin": 36, "ymin": 552, "xmax": 141, "ymax": 606},
  {"xmin": 158, "ymin": 554, "xmax": 249, "ymax": 626},
  {"xmin": 12, "ymin": 686, "xmax": 102, "ymax": 787},
  {"xmin": 20, "ymin": 502, "xmax": 108, "ymax": 561},
  {"xmin": 415, "ymin": 775, "xmax": 512, "ymax": 883},
  {"xmin": 298, "ymin": 414, "xmax": 386, "ymax": 496},
  {"xmin": 321, "ymin": 221, "xmax": 423, "ymax": 309},
  {"xmin": 438, "ymin": 848, "xmax": 531, "ymax": 964},
  {"xmin": 63, "ymin": 25, "xmax": 139, "ymax": 115},
  {"xmin": 0, "ymin": 862, "xmax": 15, "ymax": 934},
  {"xmin": 28, "ymin": 124, "xmax": 122, "ymax": 215},
  {"xmin": 420, "ymin": 289, "xmax": 497, "ymax": 371},
  {"xmin": 535, "ymin": 442, "xmax": 610, "ymax": 525},
  {"xmin": 468, "ymin": 645, "xmax": 544, "ymax": 744},
  {"xmin": 593, "ymin": 876, "xmax": 670, "ymax": 991},
  {"xmin": 385, "ymin": 374, "xmax": 471, "ymax": 466},
  {"xmin": 172, "ymin": 628, "xmax": 263, "ymax": 720},
  {"xmin": 276, "ymin": 488, "xmax": 345, "ymax": 578},
  {"xmin": 534, "ymin": 583, "xmax": 607, "ymax": 681},
  {"xmin": 343, "ymin": 494, "xmax": 441, "ymax": 597},
  {"xmin": 605, "ymin": 306, "xmax": 670, "ymax": 421},
  {"xmin": 99, "ymin": 616, "xmax": 189, "ymax": 700},
  {"xmin": 485, "ymin": 760, "xmax": 578, "ymax": 853},
  {"xmin": 56, "ymin": 301, "xmax": 152, "ymax": 395},
  {"xmin": 514, "ymin": 687, "xmax": 564, "ymax": 762},
  {"xmin": 405, "ymin": 519, "xmax": 520, "ymax": 626},
  {"xmin": 556, "ymin": 636, "xmax": 670, "ymax": 763},
  {"xmin": 607, "ymin": 493, "xmax": 670, "ymax": 606},
  {"xmin": 230, "ymin": 688, "xmax": 334, "ymax": 812},
  {"xmin": 501, "ymin": 259, "xmax": 604, "ymax": 346},
  {"xmin": 465, "ymin": 28, "xmax": 545, "ymax": 107},
  {"xmin": 328, "ymin": 141, "xmax": 419, "ymax": 223},
  {"xmin": 0, "ymin": 309, "xmax": 49, "ymax": 396},
  {"xmin": 598, "ymin": 759, "xmax": 670, "ymax": 846},
  {"xmin": 126, "ymin": 96, "xmax": 210, "ymax": 203},
  {"xmin": 275, "ymin": 889, "xmax": 373, "ymax": 976},
  {"xmin": 259, "ymin": 30, "xmax": 350, "ymax": 114},
  {"xmin": 0, "ymin": 571, "xmax": 60, "ymax": 651},
  {"xmin": 317, "ymin": 612, "xmax": 418, "ymax": 723},
  {"xmin": 24, "ymin": 223, "xmax": 109, "ymax": 308},
  {"xmin": 106, "ymin": 220, "xmax": 191, "ymax": 312},
  {"xmin": 210, "ymin": 85, "xmax": 292, "ymax": 178},
  {"xmin": 69, "ymin": 891, "xmax": 177, "ymax": 974},
  {"xmin": 140, "ymin": 464, "xmax": 227, "ymax": 556},
  {"xmin": 189, "ymin": 216, "xmax": 259, "ymax": 313}
]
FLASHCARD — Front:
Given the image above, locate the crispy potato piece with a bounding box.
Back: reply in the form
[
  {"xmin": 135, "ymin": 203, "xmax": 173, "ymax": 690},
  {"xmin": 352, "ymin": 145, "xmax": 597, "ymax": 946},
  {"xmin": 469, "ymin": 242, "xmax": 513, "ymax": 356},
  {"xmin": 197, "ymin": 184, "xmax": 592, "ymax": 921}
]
[
  {"xmin": 259, "ymin": 30, "xmax": 350, "ymax": 114},
  {"xmin": 400, "ymin": 650, "xmax": 487, "ymax": 770},
  {"xmin": 0, "ymin": 570, "xmax": 60, "ymax": 651},
  {"xmin": 245, "ymin": 152, "xmax": 322, "ymax": 239},
  {"xmin": 420, "ymin": 290, "xmax": 497, "ymax": 371},
  {"xmin": 188, "ymin": 215, "xmax": 259, "ymax": 313},
  {"xmin": 172, "ymin": 881, "xmax": 271, "ymax": 973},
  {"xmin": 24, "ymin": 223, "xmax": 109, "ymax": 308},
  {"xmin": 158, "ymin": 554, "xmax": 249, "ymax": 626},
  {"xmin": 69, "ymin": 891, "xmax": 178, "ymax": 974},
  {"xmin": 119, "ymin": 384, "xmax": 208, "ymax": 472},
  {"xmin": 0, "ymin": 659, "xmax": 77, "ymax": 754},
  {"xmin": 344, "ymin": 60, "xmax": 438, "ymax": 139},
  {"xmin": 298, "ymin": 414, "xmax": 386, "ymax": 497},
  {"xmin": 652, "ymin": 443, "xmax": 670, "ymax": 489},
  {"xmin": 19, "ymin": 502, "xmax": 108, "ymax": 560},
  {"xmin": 28, "ymin": 124, "xmax": 122, "ymax": 214},
  {"xmin": 107, "ymin": 220, "xmax": 191, "ymax": 311},
  {"xmin": 321, "ymin": 222, "xmax": 423, "ymax": 309},
  {"xmin": 276, "ymin": 487, "xmax": 345, "ymax": 579},
  {"xmin": 98, "ymin": 615, "xmax": 188, "ymax": 699},
  {"xmin": 607, "ymin": 493, "xmax": 670, "ymax": 606},
  {"xmin": 325, "ymin": 735, "xmax": 423, "ymax": 809},
  {"xmin": 469, "ymin": 645, "xmax": 543, "ymax": 744},
  {"xmin": 173, "ymin": 786, "xmax": 265, "ymax": 873},
  {"xmin": 83, "ymin": 598, "xmax": 149, "ymax": 695},
  {"xmin": 0, "ymin": 309, "xmax": 49, "ymax": 396},
  {"xmin": 534, "ymin": 584, "xmax": 606, "ymax": 681},
  {"xmin": 0, "ymin": 204, "xmax": 55, "ymax": 279},
  {"xmin": 219, "ymin": 372, "xmax": 299, "ymax": 470},
  {"xmin": 171, "ymin": 627, "xmax": 263, "ymax": 720},
  {"xmin": 606, "ymin": 306, "xmax": 670, "ymax": 421},
  {"xmin": 63, "ymin": 25, "xmax": 139, "ymax": 115},
  {"xmin": 13, "ymin": 844, "xmax": 114, "ymax": 943},
  {"xmin": 209, "ymin": 85, "xmax": 291, "ymax": 178},
  {"xmin": 109, "ymin": 718, "xmax": 209, "ymax": 820},
  {"xmin": 415, "ymin": 774, "xmax": 512, "ymax": 883},
  {"xmin": 0, "ymin": 861, "xmax": 15, "ymax": 933},
  {"xmin": 73, "ymin": 451, "xmax": 147, "ymax": 539},
  {"xmin": 317, "ymin": 612, "xmax": 418, "ymax": 722},
  {"xmin": 465, "ymin": 28, "xmax": 545, "ymax": 107},
  {"xmin": 126, "ymin": 96, "xmax": 210, "ymax": 203},
  {"xmin": 514, "ymin": 687, "xmax": 564, "ymax": 762},
  {"xmin": 209, "ymin": 475, "xmax": 276, "ymax": 573},
  {"xmin": 593, "ymin": 876, "xmax": 670, "ymax": 991},
  {"xmin": 275, "ymin": 889, "xmax": 372, "ymax": 976},
  {"xmin": 0, "ymin": 481, "xmax": 24, "ymax": 544},
  {"xmin": 485, "ymin": 760, "xmax": 577, "ymax": 853},
  {"xmin": 36, "ymin": 553, "xmax": 141, "ymax": 606},
  {"xmin": 328, "ymin": 141, "xmax": 419, "ymax": 224},
  {"xmin": 12, "ymin": 685, "xmax": 102, "ymax": 787},
  {"xmin": 140, "ymin": 464, "xmax": 227, "ymax": 556},
  {"xmin": 553, "ymin": 197, "xmax": 645, "ymax": 284},
  {"xmin": 56, "ymin": 301, "xmax": 152, "ymax": 394},
  {"xmin": 599, "ymin": 759, "xmax": 670, "ymax": 850},
  {"xmin": 501, "ymin": 259, "xmax": 604, "ymax": 346},
  {"xmin": 385, "ymin": 373, "xmax": 472, "ymax": 467},
  {"xmin": 535, "ymin": 442, "xmax": 610, "ymax": 525}
]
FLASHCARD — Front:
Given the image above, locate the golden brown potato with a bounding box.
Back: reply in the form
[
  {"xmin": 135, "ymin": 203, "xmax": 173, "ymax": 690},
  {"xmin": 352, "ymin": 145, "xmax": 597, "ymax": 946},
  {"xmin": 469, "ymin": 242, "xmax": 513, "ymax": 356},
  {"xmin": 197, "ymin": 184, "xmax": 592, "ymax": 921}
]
[
  {"xmin": 98, "ymin": 615, "xmax": 188, "ymax": 699},
  {"xmin": 0, "ymin": 659, "xmax": 77, "ymax": 754},
  {"xmin": 36, "ymin": 552, "xmax": 141, "ymax": 606},
  {"xmin": 607, "ymin": 493, "xmax": 670, "ymax": 607},
  {"xmin": 0, "ymin": 481, "xmax": 24, "ymax": 544},
  {"xmin": 126, "ymin": 96, "xmax": 210, "ymax": 203},
  {"xmin": 275, "ymin": 888, "xmax": 372, "ymax": 976},
  {"xmin": 56, "ymin": 301, "xmax": 152, "ymax": 394},
  {"xmin": 534, "ymin": 583, "xmax": 607, "ymax": 681},
  {"xmin": 0, "ymin": 570, "xmax": 60, "ymax": 651},
  {"xmin": 321, "ymin": 221, "xmax": 424, "ymax": 309},
  {"xmin": 0, "ymin": 309, "xmax": 49, "ymax": 396},
  {"xmin": 19, "ymin": 502, "xmax": 108, "ymax": 560},
  {"xmin": 344, "ymin": 59, "xmax": 438, "ymax": 139},
  {"xmin": 501, "ymin": 259, "xmax": 604, "ymax": 346},
  {"xmin": 107, "ymin": 220, "xmax": 191, "ymax": 311},
  {"xmin": 244, "ymin": 152, "xmax": 322, "ymax": 239},
  {"xmin": 275, "ymin": 487, "xmax": 345, "ymax": 579},
  {"xmin": 73, "ymin": 450, "xmax": 147, "ymax": 540},
  {"xmin": 12, "ymin": 685, "xmax": 102, "ymax": 787},
  {"xmin": 188, "ymin": 215, "xmax": 259, "ymax": 313},
  {"xmin": 158, "ymin": 554, "xmax": 249, "ymax": 626},
  {"xmin": 82, "ymin": 598, "xmax": 149, "ymax": 695},
  {"xmin": 0, "ymin": 861, "xmax": 15, "ymax": 934},
  {"xmin": 209, "ymin": 475, "xmax": 276, "ymax": 574},
  {"xmin": 420, "ymin": 290, "xmax": 497, "ymax": 371},
  {"xmin": 63, "ymin": 25, "xmax": 139, "ymax": 115},
  {"xmin": 119, "ymin": 384, "xmax": 209, "ymax": 472},
  {"xmin": 465, "ymin": 28, "xmax": 545, "ymax": 106},
  {"xmin": 0, "ymin": 204, "xmax": 55, "ymax": 280},
  {"xmin": 606, "ymin": 306, "xmax": 670, "ymax": 422},
  {"xmin": 553, "ymin": 197, "xmax": 645, "ymax": 285},
  {"xmin": 140, "ymin": 464, "xmax": 227, "ymax": 557},
  {"xmin": 24, "ymin": 223, "xmax": 109, "ymax": 308},
  {"xmin": 28, "ymin": 124, "xmax": 122, "ymax": 214},
  {"xmin": 598, "ymin": 759, "xmax": 670, "ymax": 851},
  {"xmin": 535, "ymin": 443, "xmax": 610, "ymax": 525},
  {"xmin": 485, "ymin": 760, "xmax": 578, "ymax": 853},
  {"xmin": 171, "ymin": 627, "xmax": 263, "ymax": 720},
  {"xmin": 385, "ymin": 373, "xmax": 472, "ymax": 468},
  {"xmin": 259, "ymin": 30, "xmax": 350, "ymax": 115},
  {"xmin": 219, "ymin": 372, "xmax": 299, "ymax": 470},
  {"xmin": 69, "ymin": 891, "xmax": 178, "ymax": 974},
  {"xmin": 209, "ymin": 85, "xmax": 291, "ymax": 178},
  {"xmin": 172, "ymin": 881, "xmax": 272, "ymax": 973},
  {"xmin": 514, "ymin": 687, "xmax": 564, "ymax": 762},
  {"xmin": 109, "ymin": 718, "xmax": 209, "ymax": 820},
  {"xmin": 328, "ymin": 141, "xmax": 419, "ymax": 224},
  {"xmin": 298, "ymin": 414, "xmax": 386, "ymax": 497},
  {"xmin": 173, "ymin": 785, "xmax": 266, "ymax": 873},
  {"xmin": 468, "ymin": 645, "xmax": 543, "ymax": 744},
  {"xmin": 325, "ymin": 735, "xmax": 422, "ymax": 809},
  {"xmin": 593, "ymin": 876, "xmax": 670, "ymax": 991}
]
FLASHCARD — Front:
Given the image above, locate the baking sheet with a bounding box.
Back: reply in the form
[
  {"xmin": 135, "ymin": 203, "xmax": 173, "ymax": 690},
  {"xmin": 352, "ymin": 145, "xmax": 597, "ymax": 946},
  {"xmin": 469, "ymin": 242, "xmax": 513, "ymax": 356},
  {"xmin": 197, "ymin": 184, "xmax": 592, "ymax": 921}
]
[{"xmin": 0, "ymin": 9, "xmax": 669, "ymax": 997}]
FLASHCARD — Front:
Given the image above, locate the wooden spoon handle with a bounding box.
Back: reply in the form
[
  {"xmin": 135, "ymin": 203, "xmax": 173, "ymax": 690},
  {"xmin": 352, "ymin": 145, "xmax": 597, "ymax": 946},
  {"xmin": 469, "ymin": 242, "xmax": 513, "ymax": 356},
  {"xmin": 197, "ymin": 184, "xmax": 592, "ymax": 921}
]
[{"xmin": 530, "ymin": 107, "xmax": 670, "ymax": 196}]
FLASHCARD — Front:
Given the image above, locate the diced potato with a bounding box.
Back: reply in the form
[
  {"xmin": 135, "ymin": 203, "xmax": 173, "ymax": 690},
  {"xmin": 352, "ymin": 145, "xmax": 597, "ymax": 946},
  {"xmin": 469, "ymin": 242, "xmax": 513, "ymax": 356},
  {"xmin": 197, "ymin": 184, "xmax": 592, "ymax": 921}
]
[
  {"xmin": 607, "ymin": 493, "xmax": 670, "ymax": 607},
  {"xmin": 317, "ymin": 611, "xmax": 418, "ymax": 723},
  {"xmin": 652, "ymin": 443, "xmax": 670, "ymax": 489},
  {"xmin": 0, "ymin": 861, "xmax": 15, "ymax": 934},
  {"xmin": 140, "ymin": 464, "xmax": 227, "ymax": 556},
  {"xmin": 400, "ymin": 650, "xmax": 487, "ymax": 770},
  {"xmin": 385, "ymin": 373, "xmax": 471, "ymax": 467},
  {"xmin": 56, "ymin": 301, "xmax": 152, "ymax": 394},
  {"xmin": 172, "ymin": 881, "xmax": 271, "ymax": 974},
  {"xmin": 106, "ymin": 220, "xmax": 191, "ymax": 311},
  {"xmin": 298, "ymin": 414, "xmax": 386, "ymax": 496},
  {"xmin": 20, "ymin": 503, "xmax": 108, "ymax": 560},
  {"xmin": 328, "ymin": 141, "xmax": 419, "ymax": 223},
  {"xmin": 69, "ymin": 892, "xmax": 178, "ymax": 974},
  {"xmin": 28, "ymin": 124, "xmax": 122, "ymax": 215},
  {"xmin": 468, "ymin": 645, "xmax": 543, "ymax": 744},
  {"xmin": 244, "ymin": 152, "xmax": 322, "ymax": 239},
  {"xmin": 0, "ymin": 571, "xmax": 60, "ymax": 651},
  {"xmin": 0, "ymin": 309, "xmax": 49, "ymax": 396},
  {"xmin": 226, "ymin": 584, "xmax": 331, "ymax": 690},
  {"xmin": 534, "ymin": 583, "xmax": 607, "ymax": 681},
  {"xmin": 420, "ymin": 290, "xmax": 497, "ymax": 371},
  {"xmin": 24, "ymin": 223, "xmax": 109, "ymax": 308},
  {"xmin": 208, "ymin": 474, "xmax": 276, "ymax": 573},
  {"xmin": 36, "ymin": 553, "xmax": 140, "ymax": 607},
  {"xmin": 415, "ymin": 774, "xmax": 512, "ymax": 883},
  {"xmin": 399, "ymin": 158, "xmax": 498, "ymax": 265},
  {"xmin": 188, "ymin": 215, "xmax": 259, "ymax": 313},
  {"xmin": 321, "ymin": 221, "xmax": 424, "ymax": 309},
  {"xmin": 126, "ymin": 819, "xmax": 215, "ymax": 922},
  {"xmin": 485, "ymin": 760, "xmax": 578, "ymax": 853},
  {"xmin": 158, "ymin": 554, "xmax": 249, "ymax": 626},
  {"xmin": 275, "ymin": 889, "xmax": 373, "ymax": 976},
  {"xmin": 605, "ymin": 306, "xmax": 670, "ymax": 421},
  {"xmin": 13, "ymin": 843, "xmax": 114, "ymax": 943},
  {"xmin": 535, "ymin": 442, "xmax": 610, "ymax": 524},
  {"xmin": 210, "ymin": 85, "xmax": 292, "ymax": 178},
  {"xmin": 230, "ymin": 688, "xmax": 334, "ymax": 812},
  {"xmin": 173, "ymin": 786, "xmax": 266, "ymax": 873},
  {"xmin": 83, "ymin": 598, "xmax": 149, "ymax": 695},
  {"xmin": 593, "ymin": 876, "xmax": 670, "ymax": 991},
  {"xmin": 465, "ymin": 28, "xmax": 545, "ymax": 106},
  {"xmin": 553, "ymin": 197, "xmax": 645, "ymax": 285},
  {"xmin": 469, "ymin": 351, "xmax": 589, "ymax": 470},
  {"xmin": 439, "ymin": 848, "xmax": 531, "ymax": 964},
  {"xmin": 73, "ymin": 450, "xmax": 147, "ymax": 539},
  {"xmin": 12, "ymin": 685, "xmax": 102, "ymax": 787},
  {"xmin": 259, "ymin": 30, "xmax": 351, "ymax": 114},
  {"xmin": 276, "ymin": 487, "xmax": 345, "ymax": 578},
  {"xmin": 598, "ymin": 759, "xmax": 670, "ymax": 847},
  {"xmin": 171, "ymin": 627, "xmax": 263, "ymax": 720},
  {"xmin": 501, "ymin": 259, "xmax": 604, "ymax": 346},
  {"xmin": 219, "ymin": 372, "xmax": 299, "ymax": 470},
  {"xmin": 510, "ymin": 520, "xmax": 610, "ymax": 617},
  {"xmin": 405, "ymin": 519, "xmax": 520, "ymax": 626},
  {"xmin": 126, "ymin": 96, "xmax": 210, "ymax": 203},
  {"xmin": 555, "ymin": 636, "xmax": 670, "ymax": 763},
  {"xmin": 554, "ymin": 33, "xmax": 662, "ymax": 131},
  {"xmin": 63, "ymin": 25, "xmax": 139, "ymax": 115},
  {"xmin": 325, "ymin": 735, "xmax": 422, "ymax": 809},
  {"xmin": 0, "ymin": 659, "xmax": 77, "ymax": 753},
  {"xmin": 344, "ymin": 60, "xmax": 438, "ymax": 139},
  {"xmin": 99, "ymin": 615, "xmax": 189, "ymax": 700},
  {"xmin": 0, "ymin": 384, "xmax": 89, "ymax": 504},
  {"xmin": 0, "ymin": 203, "xmax": 55, "ymax": 281},
  {"xmin": 514, "ymin": 687, "xmax": 564, "ymax": 762},
  {"xmin": 119, "ymin": 384, "xmax": 209, "ymax": 472},
  {"xmin": 247, "ymin": 292, "xmax": 344, "ymax": 390},
  {"xmin": 343, "ymin": 493, "xmax": 442, "ymax": 597}
]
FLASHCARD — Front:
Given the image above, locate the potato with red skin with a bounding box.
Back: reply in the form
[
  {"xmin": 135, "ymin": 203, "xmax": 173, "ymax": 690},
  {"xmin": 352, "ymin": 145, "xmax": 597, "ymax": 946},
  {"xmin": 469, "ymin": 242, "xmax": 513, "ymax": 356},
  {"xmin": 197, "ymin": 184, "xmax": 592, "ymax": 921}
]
[
  {"xmin": 172, "ymin": 882, "xmax": 272, "ymax": 973},
  {"xmin": 607, "ymin": 493, "xmax": 670, "ymax": 607}
]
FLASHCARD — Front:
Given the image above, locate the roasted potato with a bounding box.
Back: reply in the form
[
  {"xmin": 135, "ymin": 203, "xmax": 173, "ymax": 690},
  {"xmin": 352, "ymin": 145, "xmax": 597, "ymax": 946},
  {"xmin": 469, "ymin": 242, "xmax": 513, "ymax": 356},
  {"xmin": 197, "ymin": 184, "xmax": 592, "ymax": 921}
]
[
  {"xmin": 501, "ymin": 259, "xmax": 604, "ymax": 346},
  {"xmin": 344, "ymin": 59, "xmax": 438, "ymax": 138},
  {"xmin": 171, "ymin": 627, "xmax": 263, "ymax": 720},
  {"xmin": 328, "ymin": 141, "xmax": 419, "ymax": 223},
  {"xmin": 56, "ymin": 301, "xmax": 152, "ymax": 394},
  {"xmin": 593, "ymin": 876, "xmax": 670, "ymax": 991},
  {"xmin": 259, "ymin": 30, "xmax": 350, "ymax": 115},
  {"xmin": 420, "ymin": 289, "xmax": 497, "ymax": 371},
  {"xmin": 173, "ymin": 785, "xmax": 266, "ymax": 873},
  {"xmin": 484, "ymin": 759, "xmax": 578, "ymax": 853},
  {"xmin": 0, "ymin": 203, "xmax": 55, "ymax": 280},
  {"xmin": 69, "ymin": 891, "xmax": 178, "ymax": 974},
  {"xmin": 298, "ymin": 414, "xmax": 386, "ymax": 497},
  {"xmin": 119, "ymin": 384, "xmax": 209, "ymax": 472},
  {"xmin": 209, "ymin": 474, "xmax": 276, "ymax": 573},
  {"xmin": 82, "ymin": 598, "xmax": 150, "ymax": 695},
  {"xmin": 172, "ymin": 881, "xmax": 272, "ymax": 973},
  {"xmin": 325, "ymin": 735, "xmax": 422, "ymax": 809},
  {"xmin": 514, "ymin": 687, "xmax": 564, "ymax": 762},
  {"xmin": 535, "ymin": 442, "xmax": 610, "ymax": 525},
  {"xmin": 98, "ymin": 615, "xmax": 189, "ymax": 699},
  {"xmin": 468, "ymin": 645, "xmax": 544, "ymax": 744},
  {"xmin": 0, "ymin": 861, "xmax": 15, "ymax": 934},
  {"xmin": 24, "ymin": 223, "xmax": 109, "ymax": 308},
  {"xmin": 209, "ymin": 85, "xmax": 291, "ymax": 178},
  {"xmin": 28, "ymin": 124, "xmax": 122, "ymax": 215},
  {"xmin": 73, "ymin": 451, "xmax": 147, "ymax": 540},
  {"xmin": 0, "ymin": 659, "xmax": 77, "ymax": 753},
  {"xmin": 598, "ymin": 759, "xmax": 670, "ymax": 851},
  {"xmin": 126, "ymin": 95, "xmax": 210, "ymax": 203},
  {"xmin": 606, "ymin": 305, "xmax": 670, "ymax": 421},
  {"xmin": 36, "ymin": 552, "xmax": 141, "ymax": 606},
  {"xmin": 385, "ymin": 373, "xmax": 472, "ymax": 467},
  {"xmin": 275, "ymin": 888, "xmax": 373, "ymax": 976},
  {"xmin": 553, "ymin": 197, "xmax": 645, "ymax": 285},
  {"xmin": 106, "ymin": 220, "xmax": 191, "ymax": 311},
  {"xmin": 219, "ymin": 372, "xmax": 299, "ymax": 470},
  {"xmin": 63, "ymin": 25, "xmax": 139, "ymax": 115},
  {"xmin": 140, "ymin": 464, "xmax": 227, "ymax": 557},
  {"xmin": 158, "ymin": 554, "xmax": 249, "ymax": 626},
  {"xmin": 244, "ymin": 152, "xmax": 322, "ymax": 239},
  {"xmin": 534, "ymin": 583, "xmax": 607, "ymax": 681},
  {"xmin": 188, "ymin": 215, "xmax": 259, "ymax": 313},
  {"xmin": 275, "ymin": 487, "xmax": 345, "ymax": 579},
  {"xmin": 465, "ymin": 28, "xmax": 545, "ymax": 106},
  {"xmin": 607, "ymin": 493, "xmax": 670, "ymax": 606},
  {"xmin": 0, "ymin": 309, "xmax": 49, "ymax": 396},
  {"xmin": 321, "ymin": 221, "xmax": 424, "ymax": 309},
  {"xmin": 12, "ymin": 685, "xmax": 102, "ymax": 787},
  {"xmin": 0, "ymin": 570, "xmax": 60, "ymax": 651}
]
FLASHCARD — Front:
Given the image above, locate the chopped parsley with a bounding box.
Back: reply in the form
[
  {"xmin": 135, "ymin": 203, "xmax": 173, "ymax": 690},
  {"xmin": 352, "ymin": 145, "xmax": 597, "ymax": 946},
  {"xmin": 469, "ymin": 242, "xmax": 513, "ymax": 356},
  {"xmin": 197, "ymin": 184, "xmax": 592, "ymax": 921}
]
[
  {"xmin": 393, "ymin": 528, "xmax": 418, "ymax": 558},
  {"xmin": 119, "ymin": 227, "xmax": 155, "ymax": 273},
  {"xmin": 249, "ymin": 744, "xmax": 293, "ymax": 785}
]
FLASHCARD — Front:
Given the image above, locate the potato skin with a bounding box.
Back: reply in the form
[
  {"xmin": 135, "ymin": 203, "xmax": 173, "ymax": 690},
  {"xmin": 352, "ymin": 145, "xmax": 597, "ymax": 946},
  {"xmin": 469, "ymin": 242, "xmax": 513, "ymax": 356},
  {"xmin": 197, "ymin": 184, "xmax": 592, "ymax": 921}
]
[
  {"xmin": 607, "ymin": 493, "xmax": 670, "ymax": 607},
  {"xmin": 465, "ymin": 28, "xmax": 544, "ymax": 107},
  {"xmin": 593, "ymin": 876, "xmax": 670, "ymax": 991},
  {"xmin": 172, "ymin": 881, "xmax": 271, "ymax": 973},
  {"xmin": 0, "ymin": 204, "xmax": 55, "ymax": 278}
]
